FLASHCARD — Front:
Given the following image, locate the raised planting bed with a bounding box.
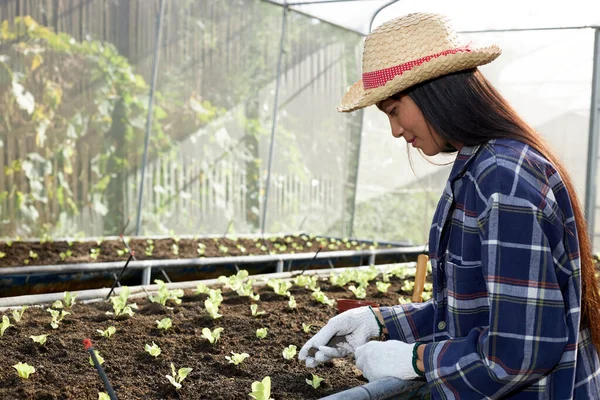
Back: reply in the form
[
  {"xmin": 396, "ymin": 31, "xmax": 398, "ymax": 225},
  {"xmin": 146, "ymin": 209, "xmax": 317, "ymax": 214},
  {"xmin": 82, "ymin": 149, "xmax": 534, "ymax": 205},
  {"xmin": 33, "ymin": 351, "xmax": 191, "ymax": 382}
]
[
  {"xmin": 0, "ymin": 233, "xmax": 423, "ymax": 298},
  {"xmin": 0, "ymin": 264, "xmax": 432, "ymax": 400},
  {"xmin": 0, "ymin": 233, "xmax": 407, "ymax": 267}
]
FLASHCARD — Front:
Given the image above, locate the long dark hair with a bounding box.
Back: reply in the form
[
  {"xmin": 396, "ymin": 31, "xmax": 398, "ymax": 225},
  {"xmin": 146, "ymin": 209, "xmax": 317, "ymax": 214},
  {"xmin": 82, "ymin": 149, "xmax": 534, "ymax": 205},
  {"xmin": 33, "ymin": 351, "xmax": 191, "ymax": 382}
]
[{"xmin": 399, "ymin": 68, "xmax": 600, "ymax": 352}]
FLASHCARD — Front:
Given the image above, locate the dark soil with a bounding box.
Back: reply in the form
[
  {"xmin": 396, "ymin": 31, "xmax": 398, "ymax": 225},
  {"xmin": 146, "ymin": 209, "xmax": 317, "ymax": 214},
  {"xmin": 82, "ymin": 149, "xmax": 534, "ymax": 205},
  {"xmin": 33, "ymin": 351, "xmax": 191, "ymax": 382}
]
[
  {"xmin": 0, "ymin": 273, "xmax": 426, "ymax": 399},
  {"xmin": 0, "ymin": 234, "xmax": 391, "ymax": 268}
]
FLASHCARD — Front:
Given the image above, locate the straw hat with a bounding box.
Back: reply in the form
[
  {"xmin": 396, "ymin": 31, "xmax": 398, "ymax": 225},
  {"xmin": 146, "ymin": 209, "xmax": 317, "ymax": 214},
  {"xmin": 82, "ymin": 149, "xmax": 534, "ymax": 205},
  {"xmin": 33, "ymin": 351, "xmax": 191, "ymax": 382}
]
[{"xmin": 338, "ymin": 12, "xmax": 501, "ymax": 113}]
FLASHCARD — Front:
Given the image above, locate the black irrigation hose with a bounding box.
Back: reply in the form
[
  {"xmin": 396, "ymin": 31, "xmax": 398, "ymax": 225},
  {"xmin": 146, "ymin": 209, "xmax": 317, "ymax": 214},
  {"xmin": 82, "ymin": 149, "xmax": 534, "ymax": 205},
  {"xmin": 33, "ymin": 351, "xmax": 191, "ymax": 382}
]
[{"xmin": 83, "ymin": 339, "xmax": 118, "ymax": 400}]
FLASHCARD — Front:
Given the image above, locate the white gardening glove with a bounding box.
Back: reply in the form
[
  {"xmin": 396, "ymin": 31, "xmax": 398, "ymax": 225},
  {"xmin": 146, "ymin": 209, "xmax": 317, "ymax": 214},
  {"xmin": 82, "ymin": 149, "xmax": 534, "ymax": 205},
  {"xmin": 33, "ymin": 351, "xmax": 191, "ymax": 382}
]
[
  {"xmin": 355, "ymin": 340, "xmax": 421, "ymax": 382},
  {"xmin": 299, "ymin": 306, "xmax": 381, "ymax": 368}
]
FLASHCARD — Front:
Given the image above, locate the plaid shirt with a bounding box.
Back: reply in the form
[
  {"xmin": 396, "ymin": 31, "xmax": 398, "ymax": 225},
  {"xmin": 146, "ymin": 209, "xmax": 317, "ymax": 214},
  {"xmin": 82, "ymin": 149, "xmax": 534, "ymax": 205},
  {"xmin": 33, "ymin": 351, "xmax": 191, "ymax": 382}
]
[{"xmin": 380, "ymin": 139, "xmax": 600, "ymax": 399}]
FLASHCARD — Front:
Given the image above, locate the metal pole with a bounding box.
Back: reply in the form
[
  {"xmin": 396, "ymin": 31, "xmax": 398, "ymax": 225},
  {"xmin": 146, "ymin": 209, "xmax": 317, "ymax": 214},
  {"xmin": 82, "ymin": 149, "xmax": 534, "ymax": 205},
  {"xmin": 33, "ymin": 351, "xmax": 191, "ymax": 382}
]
[
  {"xmin": 349, "ymin": 110, "xmax": 364, "ymax": 237},
  {"xmin": 136, "ymin": 0, "xmax": 166, "ymax": 285},
  {"xmin": 585, "ymin": 28, "xmax": 600, "ymax": 247},
  {"xmin": 261, "ymin": 4, "xmax": 288, "ymax": 234}
]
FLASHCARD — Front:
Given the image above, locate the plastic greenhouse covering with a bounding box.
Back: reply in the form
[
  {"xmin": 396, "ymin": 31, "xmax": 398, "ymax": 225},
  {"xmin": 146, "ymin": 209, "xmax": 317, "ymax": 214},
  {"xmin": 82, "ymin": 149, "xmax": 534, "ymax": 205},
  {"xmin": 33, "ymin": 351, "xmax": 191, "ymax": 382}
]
[{"xmin": 1, "ymin": 0, "xmax": 600, "ymax": 250}]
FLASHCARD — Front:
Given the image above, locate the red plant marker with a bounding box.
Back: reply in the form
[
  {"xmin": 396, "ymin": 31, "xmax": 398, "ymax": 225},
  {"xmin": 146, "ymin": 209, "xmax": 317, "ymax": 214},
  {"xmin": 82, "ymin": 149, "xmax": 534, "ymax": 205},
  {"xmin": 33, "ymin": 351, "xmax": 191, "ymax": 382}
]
[{"xmin": 83, "ymin": 338, "xmax": 117, "ymax": 399}]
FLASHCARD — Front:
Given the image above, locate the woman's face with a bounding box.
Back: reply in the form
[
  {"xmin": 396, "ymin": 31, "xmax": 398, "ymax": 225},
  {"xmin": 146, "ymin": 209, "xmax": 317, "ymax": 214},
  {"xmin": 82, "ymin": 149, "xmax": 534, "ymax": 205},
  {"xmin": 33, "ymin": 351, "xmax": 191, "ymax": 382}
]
[{"xmin": 378, "ymin": 95, "xmax": 462, "ymax": 155}]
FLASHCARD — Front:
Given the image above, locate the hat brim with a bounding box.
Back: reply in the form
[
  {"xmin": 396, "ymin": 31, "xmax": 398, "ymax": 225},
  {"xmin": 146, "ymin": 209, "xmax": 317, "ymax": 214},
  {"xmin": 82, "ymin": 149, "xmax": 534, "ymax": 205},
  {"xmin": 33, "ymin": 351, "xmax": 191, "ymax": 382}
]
[{"xmin": 337, "ymin": 45, "xmax": 501, "ymax": 113}]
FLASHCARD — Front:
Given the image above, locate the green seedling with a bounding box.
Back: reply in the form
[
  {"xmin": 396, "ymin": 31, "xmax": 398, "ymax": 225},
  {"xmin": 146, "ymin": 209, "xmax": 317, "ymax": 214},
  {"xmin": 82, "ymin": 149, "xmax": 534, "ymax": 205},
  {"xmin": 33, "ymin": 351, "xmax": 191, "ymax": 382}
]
[
  {"xmin": 201, "ymin": 327, "xmax": 224, "ymax": 344},
  {"xmin": 249, "ymin": 376, "xmax": 272, "ymax": 400},
  {"xmin": 282, "ymin": 344, "xmax": 297, "ymax": 360},
  {"xmin": 96, "ymin": 326, "xmax": 116, "ymax": 338},
  {"xmin": 349, "ymin": 285, "xmax": 367, "ymax": 299},
  {"xmin": 108, "ymin": 286, "xmax": 138, "ymax": 317},
  {"xmin": 98, "ymin": 393, "xmax": 110, "ymax": 400},
  {"xmin": 1, "ymin": 316, "xmax": 14, "ymax": 336},
  {"xmin": 149, "ymin": 279, "xmax": 184, "ymax": 306},
  {"xmin": 197, "ymin": 243, "xmax": 206, "ymax": 256},
  {"xmin": 30, "ymin": 334, "xmax": 48, "ymax": 345},
  {"xmin": 12, "ymin": 306, "xmax": 28, "ymax": 323},
  {"xmin": 145, "ymin": 239, "xmax": 154, "ymax": 256},
  {"xmin": 225, "ymin": 352, "xmax": 249, "ymax": 365},
  {"xmin": 145, "ymin": 342, "xmax": 161, "ymax": 358},
  {"xmin": 156, "ymin": 318, "xmax": 173, "ymax": 331},
  {"xmin": 256, "ymin": 328, "xmax": 268, "ymax": 339},
  {"xmin": 88, "ymin": 350, "xmax": 104, "ymax": 366},
  {"xmin": 306, "ymin": 373, "xmax": 325, "ymax": 389},
  {"xmin": 288, "ymin": 295, "xmax": 297, "ymax": 309},
  {"xmin": 29, "ymin": 250, "xmax": 38, "ymax": 259},
  {"xmin": 64, "ymin": 291, "xmax": 76, "ymax": 308},
  {"xmin": 59, "ymin": 250, "xmax": 73, "ymax": 260},
  {"xmin": 250, "ymin": 304, "xmax": 265, "ymax": 317},
  {"xmin": 116, "ymin": 248, "xmax": 127, "ymax": 257},
  {"xmin": 311, "ymin": 290, "xmax": 335, "ymax": 306},
  {"xmin": 195, "ymin": 283, "xmax": 209, "ymax": 294},
  {"xmin": 166, "ymin": 363, "xmax": 192, "ymax": 390},
  {"xmin": 302, "ymin": 323, "xmax": 312, "ymax": 333},
  {"xmin": 13, "ymin": 362, "xmax": 35, "ymax": 379},
  {"xmin": 48, "ymin": 309, "xmax": 69, "ymax": 329},
  {"xmin": 0, "ymin": 251, "xmax": 6, "ymax": 258},
  {"xmin": 376, "ymin": 282, "xmax": 391, "ymax": 293},
  {"xmin": 90, "ymin": 248, "xmax": 100, "ymax": 260},
  {"xmin": 205, "ymin": 299, "xmax": 222, "ymax": 319}
]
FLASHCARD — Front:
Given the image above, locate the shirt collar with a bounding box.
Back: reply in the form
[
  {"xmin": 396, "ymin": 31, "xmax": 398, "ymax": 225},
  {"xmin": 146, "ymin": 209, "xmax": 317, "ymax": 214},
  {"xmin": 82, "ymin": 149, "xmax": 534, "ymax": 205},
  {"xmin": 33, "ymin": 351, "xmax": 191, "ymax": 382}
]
[{"xmin": 447, "ymin": 140, "xmax": 488, "ymax": 181}]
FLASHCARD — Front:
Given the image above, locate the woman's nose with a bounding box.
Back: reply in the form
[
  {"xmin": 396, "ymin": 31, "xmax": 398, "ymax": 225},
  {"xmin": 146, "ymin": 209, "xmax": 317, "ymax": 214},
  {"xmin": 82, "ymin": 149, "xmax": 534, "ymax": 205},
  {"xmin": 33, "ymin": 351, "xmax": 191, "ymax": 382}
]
[{"xmin": 390, "ymin": 123, "xmax": 404, "ymax": 138}]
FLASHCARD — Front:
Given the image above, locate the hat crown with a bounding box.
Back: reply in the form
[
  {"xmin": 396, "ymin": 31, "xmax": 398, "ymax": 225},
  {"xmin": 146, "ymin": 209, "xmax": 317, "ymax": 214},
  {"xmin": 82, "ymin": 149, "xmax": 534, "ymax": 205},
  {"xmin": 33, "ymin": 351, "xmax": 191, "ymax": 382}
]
[{"xmin": 362, "ymin": 13, "xmax": 461, "ymax": 74}]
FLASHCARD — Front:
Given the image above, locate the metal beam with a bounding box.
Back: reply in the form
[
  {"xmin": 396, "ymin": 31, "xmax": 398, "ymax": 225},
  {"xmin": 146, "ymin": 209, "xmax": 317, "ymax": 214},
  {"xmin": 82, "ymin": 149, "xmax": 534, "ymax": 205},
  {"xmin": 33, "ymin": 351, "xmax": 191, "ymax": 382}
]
[{"xmin": 585, "ymin": 28, "xmax": 600, "ymax": 247}]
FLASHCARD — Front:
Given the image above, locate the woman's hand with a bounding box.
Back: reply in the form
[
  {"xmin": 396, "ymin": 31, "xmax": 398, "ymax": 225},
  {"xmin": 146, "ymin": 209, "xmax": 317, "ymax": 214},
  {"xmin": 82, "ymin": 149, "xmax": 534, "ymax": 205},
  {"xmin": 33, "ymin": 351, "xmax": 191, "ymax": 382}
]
[
  {"xmin": 298, "ymin": 306, "xmax": 381, "ymax": 368},
  {"xmin": 355, "ymin": 340, "xmax": 425, "ymax": 381}
]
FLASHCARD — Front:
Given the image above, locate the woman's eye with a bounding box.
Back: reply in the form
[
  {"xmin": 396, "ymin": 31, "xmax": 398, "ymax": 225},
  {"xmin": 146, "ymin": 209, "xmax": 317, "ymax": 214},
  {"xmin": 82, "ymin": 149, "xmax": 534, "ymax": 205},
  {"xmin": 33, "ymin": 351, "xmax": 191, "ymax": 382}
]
[{"xmin": 389, "ymin": 108, "xmax": 397, "ymax": 116}]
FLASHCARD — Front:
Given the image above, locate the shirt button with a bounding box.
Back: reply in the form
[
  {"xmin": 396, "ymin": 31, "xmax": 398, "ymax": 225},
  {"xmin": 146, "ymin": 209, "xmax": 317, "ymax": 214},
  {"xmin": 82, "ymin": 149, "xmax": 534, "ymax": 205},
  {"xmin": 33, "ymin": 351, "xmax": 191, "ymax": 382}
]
[{"xmin": 437, "ymin": 321, "xmax": 446, "ymax": 330}]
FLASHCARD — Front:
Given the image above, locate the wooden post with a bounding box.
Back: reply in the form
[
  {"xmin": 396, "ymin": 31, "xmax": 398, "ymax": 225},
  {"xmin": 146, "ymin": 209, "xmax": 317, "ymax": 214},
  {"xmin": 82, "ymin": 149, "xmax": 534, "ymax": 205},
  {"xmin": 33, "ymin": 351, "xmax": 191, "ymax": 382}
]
[{"xmin": 412, "ymin": 254, "xmax": 429, "ymax": 303}]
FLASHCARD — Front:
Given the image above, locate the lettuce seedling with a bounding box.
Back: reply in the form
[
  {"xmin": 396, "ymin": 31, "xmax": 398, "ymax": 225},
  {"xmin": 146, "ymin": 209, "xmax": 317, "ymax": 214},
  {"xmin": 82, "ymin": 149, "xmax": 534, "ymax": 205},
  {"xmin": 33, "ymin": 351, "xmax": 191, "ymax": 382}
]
[
  {"xmin": 282, "ymin": 345, "xmax": 297, "ymax": 360},
  {"xmin": 348, "ymin": 285, "xmax": 367, "ymax": 299},
  {"xmin": 166, "ymin": 363, "xmax": 192, "ymax": 390},
  {"xmin": 156, "ymin": 318, "xmax": 173, "ymax": 331},
  {"xmin": 150, "ymin": 280, "xmax": 184, "ymax": 306},
  {"xmin": 90, "ymin": 248, "xmax": 100, "ymax": 260},
  {"xmin": 145, "ymin": 342, "xmax": 161, "ymax": 358},
  {"xmin": 145, "ymin": 239, "xmax": 154, "ymax": 257},
  {"xmin": 202, "ymin": 327, "xmax": 224, "ymax": 344},
  {"xmin": 288, "ymin": 295, "xmax": 297, "ymax": 309},
  {"xmin": 51, "ymin": 300, "xmax": 64, "ymax": 309},
  {"xmin": 250, "ymin": 304, "xmax": 265, "ymax": 317},
  {"xmin": 401, "ymin": 280, "xmax": 415, "ymax": 292},
  {"xmin": 293, "ymin": 275, "xmax": 319, "ymax": 291},
  {"xmin": 89, "ymin": 350, "xmax": 104, "ymax": 366},
  {"xmin": 97, "ymin": 326, "xmax": 116, "ymax": 338},
  {"xmin": 116, "ymin": 248, "xmax": 127, "ymax": 257},
  {"xmin": 98, "ymin": 393, "xmax": 110, "ymax": 400},
  {"xmin": 195, "ymin": 283, "xmax": 209, "ymax": 294},
  {"xmin": 0, "ymin": 251, "xmax": 4, "ymax": 258},
  {"xmin": 11, "ymin": 306, "xmax": 28, "ymax": 323},
  {"xmin": 376, "ymin": 282, "xmax": 391, "ymax": 293},
  {"xmin": 306, "ymin": 373, "xmax": 325, "ymax": 389},
  {"xmin": 59, "ymin": 250, "xmax": 73, "ymax": 260},
  {"xmin": 208, "ymin": 289, "xmax": 223, "ymax": 305},
  {"xmin": 225, "ymin": 352, "xmax": 249, "ymax": 365},
  {"xmin": 197, "ymin": 243, "xmax": 206, "ymax": 256},
  {"xmin": 64, "ymin": 292, "xmax": 76, "ymax": 308},
  {"xmin": 48, "ymin": 309, "xmax": 70, "ymax": 329},
  {"xmin": 13, "ymin": 362, "xmax": 35, "ymax": 379},
  {"xmin": 1, "ymin": 316, "xmax": 14, "ymax": 336},
  {"xmin": 398, "ymin": 297, "xmax": 411, "ymax": 304},
  {"xmin": 256, "ymin": 328, "xmax": 268, "ymax": 339},
  {"xmin": 172, "ymin": 244, "xmax": 179, "ymax": 256},
  {"xmin": 249, "ymin": 376, "xmax": 272, "ymax": 400},
  {"xmin": 311, "ymin": 290, "xmax": 334, "ymax": 307},
  {"xmin": 302, "ymin": 323, "xmax": 312, "ymax": 333},
  {"xmin": 267, "ymin": 279, "xmax": 292, "ymax": 297},
  {"xmin": 205, "ymin": 299, "xmax": 222, "ymax": 319},
  {"xmin": 108, "ymin": 286, "xmax": 138, "ymax": 317},
  {"xmin": 30, "ymin": 334, "xmax": 48, "ymax": 345}
]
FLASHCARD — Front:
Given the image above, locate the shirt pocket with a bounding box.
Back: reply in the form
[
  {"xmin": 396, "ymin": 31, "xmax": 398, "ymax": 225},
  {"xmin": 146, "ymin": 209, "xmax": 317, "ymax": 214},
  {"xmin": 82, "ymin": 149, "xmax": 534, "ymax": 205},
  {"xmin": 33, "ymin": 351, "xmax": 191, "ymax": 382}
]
[{"xmin": 445, "ymin": 260, "xmax": 490, "ymax": 337}]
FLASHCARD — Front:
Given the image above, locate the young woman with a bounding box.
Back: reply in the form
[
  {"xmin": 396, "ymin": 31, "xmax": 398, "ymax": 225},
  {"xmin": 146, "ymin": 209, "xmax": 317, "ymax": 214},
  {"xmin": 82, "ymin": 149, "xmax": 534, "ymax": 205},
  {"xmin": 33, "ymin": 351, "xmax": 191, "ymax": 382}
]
[{"xmin": 299, "ymin": 12, "xmax": 600, "ymax": 399}]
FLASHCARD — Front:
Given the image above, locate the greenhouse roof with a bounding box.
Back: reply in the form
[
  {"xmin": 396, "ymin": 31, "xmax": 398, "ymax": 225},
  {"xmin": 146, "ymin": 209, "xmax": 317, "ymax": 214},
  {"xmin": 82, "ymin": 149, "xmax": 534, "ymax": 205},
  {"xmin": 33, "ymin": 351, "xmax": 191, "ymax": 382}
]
[{"xmin": 266, "ymin": 0, "xmax": 600, "ymax": 35}]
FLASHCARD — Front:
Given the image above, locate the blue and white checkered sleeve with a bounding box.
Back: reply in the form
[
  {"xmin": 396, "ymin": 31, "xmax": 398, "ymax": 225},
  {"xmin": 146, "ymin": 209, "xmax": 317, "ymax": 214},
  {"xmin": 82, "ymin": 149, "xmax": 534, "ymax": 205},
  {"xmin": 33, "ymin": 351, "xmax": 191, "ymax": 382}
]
[{"xmin": 423, "ymin": 186, "xmax": 569, "ymax": 399}]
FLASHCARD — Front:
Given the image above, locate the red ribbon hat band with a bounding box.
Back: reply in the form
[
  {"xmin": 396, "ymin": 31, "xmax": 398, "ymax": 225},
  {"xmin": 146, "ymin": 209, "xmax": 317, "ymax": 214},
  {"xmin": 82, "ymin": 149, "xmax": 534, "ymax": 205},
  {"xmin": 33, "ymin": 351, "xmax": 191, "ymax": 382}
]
[{"xmin": 362, "ymin": 45, "xmax": 472, "ymax": 90}]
